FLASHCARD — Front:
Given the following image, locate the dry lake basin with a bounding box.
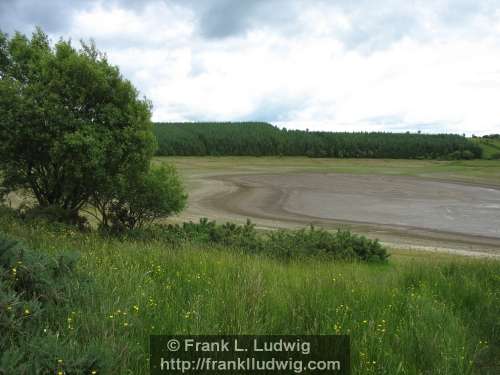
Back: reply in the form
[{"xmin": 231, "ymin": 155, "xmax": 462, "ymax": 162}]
[{"xmin": 169, "ymin": 158, "xmax": 500, "ymax": 257}]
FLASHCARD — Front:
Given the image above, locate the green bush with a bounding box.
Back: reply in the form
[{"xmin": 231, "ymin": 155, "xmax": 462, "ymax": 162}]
[
  {"xmin": 180, "ymin": 218, "xmax": 261, "ymax": 251},
  {"xmin": 266, "ymin": 226, "xmax": 388, "ymax": 262},
  {"xmin": 448, "ymin": 150, "xmax": 476, "ymax": 160},
  {"xmin": 123, "ymin": 218, "xmax": 260, "ymax": 250},
  {"xmin": 105, "ymin": 164, "xmax": 187, "ymax": 232},
  {"xmin": 461, "ymin": 150, "xmax": 475, "ymax": 159},
  {"xmin": 0, "ymin": 234, "xmax": 108, "ymax": 374},
  {"xmin": 0, "ymin": 237, "xmax": 78, "ymax": 302},
  {"xmin": 126, "ymin": 218, "xmax": 388, "ymax": 263}
]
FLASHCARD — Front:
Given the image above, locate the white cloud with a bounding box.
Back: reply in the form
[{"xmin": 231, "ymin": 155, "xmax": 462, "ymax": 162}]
[{"xmin": 26, "ymin": 0, "xmax": 500, "ymax": 135}]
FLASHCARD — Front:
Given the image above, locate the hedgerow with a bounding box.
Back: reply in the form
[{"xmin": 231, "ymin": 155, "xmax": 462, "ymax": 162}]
[{"xmin": 125, "ymin": 218, "xmax": 389, "ymax": 263}]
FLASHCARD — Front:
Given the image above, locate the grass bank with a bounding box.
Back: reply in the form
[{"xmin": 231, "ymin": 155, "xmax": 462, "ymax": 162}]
[
  {"xmin": 473, "ymin": 138, "xmax": 500, "ymax": 160},
  {"xmin": 158, "ymin": 156, "xmax": 500, "ymax": 186},
  {"xmin": 1, "ymin": 211, "xmax": 498, "ymax": 374}
]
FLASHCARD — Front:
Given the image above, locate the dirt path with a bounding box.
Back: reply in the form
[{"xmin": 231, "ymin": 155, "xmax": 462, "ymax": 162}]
[{"xmin": 176, "ymin": 172, "xmax": 500, "ymax": 258}]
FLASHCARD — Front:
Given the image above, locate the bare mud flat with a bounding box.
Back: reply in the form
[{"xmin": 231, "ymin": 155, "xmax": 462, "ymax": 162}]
[
  {"xmin": 247, "ymin": 174, "xmax": 500, "ymax": 238},
  {"xmin": 179, "ymin": 172, "xmax": 500, "ymax": 257}
]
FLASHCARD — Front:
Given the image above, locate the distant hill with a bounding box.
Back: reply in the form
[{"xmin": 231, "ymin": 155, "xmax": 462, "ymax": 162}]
[
  {"xmin": 154, "ymin": 122, "xmax": 482, "ymax": 159},
  {"xmin": 473, "ymin": 135, "xmax": 500, "ymax": 159}
]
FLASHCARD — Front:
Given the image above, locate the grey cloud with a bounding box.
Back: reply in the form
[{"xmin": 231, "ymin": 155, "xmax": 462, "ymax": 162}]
[
  {"xmin": 2, "ymin": 0, "xmax": 498, "ymax": 53},
  {"xmin": 238, "ymin": 96, "xmax": 310, "ymax": 123},
  {"xmin": 196, "ymin": 0, "xmax": 262, "ymax": 39},
  {"xmin": 0, "ymin": 0, "xmax": 298, "ymax": 42},
  {"xmin": 186, "ymin": 0, "xmax": 500, "ymax": 52},
  {"xmin": 0, "ymin": 0, "xmax": 98, "ymax": 35},
  {"xmin": 191, "ymin": 0, "xmax": 297, "ymax": 39},
  {"xmin": 310, "ymin": 0, "xmax": 497, "ymax": 52},
  {"xmin": 164, "ymin": 95, "xmax": 309, "ymax": 123}
]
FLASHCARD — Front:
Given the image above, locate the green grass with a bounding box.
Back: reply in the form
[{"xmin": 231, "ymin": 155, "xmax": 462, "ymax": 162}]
[
  {"xmin": 157, "ymin": 156, "xmax": 500, "ymax": 186},
  {"xmin": 473, "ymin": 138, "xmax": 500, "ymax": 160},
  {"xmin": 1, "ymin": 213, "xmax": 498, "ymax": 374}
]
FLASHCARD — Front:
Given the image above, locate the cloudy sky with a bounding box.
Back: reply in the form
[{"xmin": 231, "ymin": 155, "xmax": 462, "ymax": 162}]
[{"xmin": 1, "ymin": 0, "xmax": 500, "ymax": 135}]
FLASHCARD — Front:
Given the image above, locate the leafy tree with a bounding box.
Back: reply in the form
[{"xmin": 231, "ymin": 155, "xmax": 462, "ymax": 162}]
[
  {"xmin": 103, "ymin": 165, "xmax": 187, "ymax": 231},
  {"xmin": 0, "ymin": 28, "xmax": 156, "ymax": 216}
]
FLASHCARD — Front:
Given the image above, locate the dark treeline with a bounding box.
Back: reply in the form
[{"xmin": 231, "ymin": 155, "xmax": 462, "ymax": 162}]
[{"xmin": 154, "ymin": 122, "xmax": 482, "ymax": 159}]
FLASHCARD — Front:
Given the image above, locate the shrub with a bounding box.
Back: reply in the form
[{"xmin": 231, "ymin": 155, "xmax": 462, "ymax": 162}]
[
  {"xmin": 448, "ymin": 150, "xmax": 476, "ymax": 160},
  {"xmin": 266, "ymin": 226, "xmax": 388, "ymax": 262},
  {"xmin": 128, "ymin": 218, "xmax": 389, "ymax": 262},
  {"xmin": 447, "ymin": 150, "xmax": 462, "ymax": 160},
  {"xmin": 0, "ymin": 335, "xmax": 109, "ymax": 375},
  {"xmin": 104, "ymin": 164, "xmax": 187, "ymax": 232},
  {"xmin": 461, "ymin": 150, "xmax": 475, "ymax": 160},
  {"xmin": 0, "ymin": 234, "xmax": 108, "ymax": 374},
  {"xmin": 0, "ymin": 236, "xmax": 78, "ymax": 303}
]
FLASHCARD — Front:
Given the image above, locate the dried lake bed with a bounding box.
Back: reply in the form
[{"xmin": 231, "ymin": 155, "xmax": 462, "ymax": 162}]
[{"xmin": 175, "ymin": 168, "xmax": 500, "ymax": 257}]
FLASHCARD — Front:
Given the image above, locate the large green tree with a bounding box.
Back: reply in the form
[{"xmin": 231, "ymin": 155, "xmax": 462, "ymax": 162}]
[{"xmin": 0, "ymin": 28, "xmax": 156, "ymax": 215}]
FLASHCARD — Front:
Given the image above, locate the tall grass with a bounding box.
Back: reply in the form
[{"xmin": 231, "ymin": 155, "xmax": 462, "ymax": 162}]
[{"xmin": 1, "ymin": 212, "xmax": 498, "ymax": 374}]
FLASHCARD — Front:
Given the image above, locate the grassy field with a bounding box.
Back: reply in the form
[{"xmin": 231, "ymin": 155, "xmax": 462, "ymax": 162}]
[
  {"xmin": 2, "ymin": 157, "xmax": 500, "ymax": 374},
  {"xmin": 473, "ymin": 138, "xmax": 500, "ymax": 160},
  {"xmin": 1, "ymin": 208, "xmax": 499, "ymax": 374},
  {"xmin": 159, "ymin": 156, "xmax": 500, "ymax": 186}
]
